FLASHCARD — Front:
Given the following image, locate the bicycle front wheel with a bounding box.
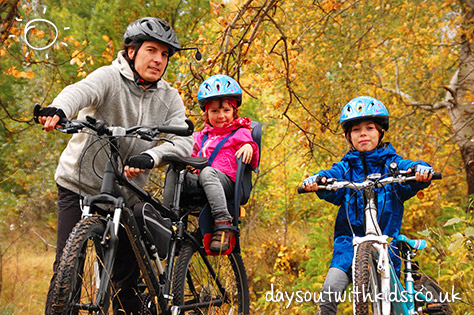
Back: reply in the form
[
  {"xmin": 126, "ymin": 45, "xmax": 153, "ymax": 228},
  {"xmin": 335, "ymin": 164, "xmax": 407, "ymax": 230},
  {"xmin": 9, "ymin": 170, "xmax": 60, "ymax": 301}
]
[
  {"xmin": 353, "ymin": 241, "xmax": 383, "ymax": 315},
  {"xmin": 172, "ymin": 240, "xmax": 250, "ymax": 315},
  {"xmin": 51, "ymin": 216, "xmax": 113, "ymax": 314}
]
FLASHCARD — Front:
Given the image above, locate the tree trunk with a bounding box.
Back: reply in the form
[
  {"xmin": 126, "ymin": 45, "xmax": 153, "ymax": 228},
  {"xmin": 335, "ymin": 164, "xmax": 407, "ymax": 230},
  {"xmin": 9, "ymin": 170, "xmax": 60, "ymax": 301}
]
[{"xmin": 451, "ymin": 0, "xmax": 474, "ymax": 198}]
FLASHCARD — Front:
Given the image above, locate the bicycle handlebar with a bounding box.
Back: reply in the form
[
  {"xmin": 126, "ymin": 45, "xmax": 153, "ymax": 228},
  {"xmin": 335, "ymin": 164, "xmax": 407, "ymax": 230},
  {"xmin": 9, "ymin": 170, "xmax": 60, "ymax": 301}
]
[
  {"xmin": 297, "ymin": 171, "xmax": 441, "ymax": 194},
  {"xmin": 34, "ymin": 104, "xmax": 194, "ymax": 138}
]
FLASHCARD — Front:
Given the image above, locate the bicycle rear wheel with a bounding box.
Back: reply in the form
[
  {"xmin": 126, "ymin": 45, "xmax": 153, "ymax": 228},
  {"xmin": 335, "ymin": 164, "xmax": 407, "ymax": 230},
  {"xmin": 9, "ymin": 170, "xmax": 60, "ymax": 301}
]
[
  {"xmin": 51, "ymin": 216, "xmax": 113, "ymax": 314},
  {"xmin": 172, "ymin": 240, "xmax": 250, "ymax": 315},
  {"xmin": 353, "ymin": 241, "xmax": 383, "ymax": 315}
]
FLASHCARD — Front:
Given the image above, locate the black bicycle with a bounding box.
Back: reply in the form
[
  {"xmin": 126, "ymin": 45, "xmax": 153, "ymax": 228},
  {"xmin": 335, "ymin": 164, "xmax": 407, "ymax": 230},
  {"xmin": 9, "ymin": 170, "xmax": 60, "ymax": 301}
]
[{"xmin": 35, "ymin": 105, "xmax": 250, "ymax": 314}]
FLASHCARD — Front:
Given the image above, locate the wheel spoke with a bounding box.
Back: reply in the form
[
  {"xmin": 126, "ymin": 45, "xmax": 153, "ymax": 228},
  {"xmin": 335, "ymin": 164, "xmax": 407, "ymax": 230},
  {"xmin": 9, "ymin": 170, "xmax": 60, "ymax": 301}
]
[{"xmin": 172, "ymin": 242, "xmax": 249, "ymax": 314}]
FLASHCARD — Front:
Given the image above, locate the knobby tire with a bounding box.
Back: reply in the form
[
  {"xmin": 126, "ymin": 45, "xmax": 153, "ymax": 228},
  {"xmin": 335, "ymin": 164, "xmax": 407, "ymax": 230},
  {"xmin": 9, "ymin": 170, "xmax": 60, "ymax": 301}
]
[
  {"xmin": 353, "ymin": 241, "xmax": 383, "ymax": 315},
  {"xmin": 172, "ymin": 240, "xmax": 250, "ymax": 315},
  {"xmin": 51, "ymin": 216, "xmax": 112, "ymax": 314}
]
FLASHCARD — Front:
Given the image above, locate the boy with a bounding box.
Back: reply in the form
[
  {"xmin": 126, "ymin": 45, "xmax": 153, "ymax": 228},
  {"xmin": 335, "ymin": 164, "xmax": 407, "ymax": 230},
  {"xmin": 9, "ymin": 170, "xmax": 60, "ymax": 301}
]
[{"xmin": 302, "ymin": 96, "xmax": 433, "ymax": 314}]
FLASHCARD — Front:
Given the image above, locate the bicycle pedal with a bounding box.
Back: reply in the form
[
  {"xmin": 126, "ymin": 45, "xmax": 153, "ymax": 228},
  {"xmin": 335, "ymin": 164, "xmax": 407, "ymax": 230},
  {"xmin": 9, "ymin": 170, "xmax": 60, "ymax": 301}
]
[{"xmin": 423, "ymin": 303, "xmax": 447, "ymax": 314}]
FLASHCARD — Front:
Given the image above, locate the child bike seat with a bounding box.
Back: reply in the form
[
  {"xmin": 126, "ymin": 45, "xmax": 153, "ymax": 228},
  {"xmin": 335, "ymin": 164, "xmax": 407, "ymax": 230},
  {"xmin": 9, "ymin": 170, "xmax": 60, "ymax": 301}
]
[
  {"xmin": 199, "ymin": 120, "xmax": 263, "ymax": 255},
  {"xmin": 162, "ymin": 155, "xmax": 208, "ymax": 170},
  {"xmin": 396, "ymin": 234, "xmax": 427, "ymax": 250}
]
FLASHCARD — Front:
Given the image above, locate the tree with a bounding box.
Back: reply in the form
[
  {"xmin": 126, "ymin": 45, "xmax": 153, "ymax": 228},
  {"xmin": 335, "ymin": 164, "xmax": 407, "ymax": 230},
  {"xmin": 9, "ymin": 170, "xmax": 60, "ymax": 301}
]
[
  {"xmin": 204, "ymin": 0, "xmax": 471, "ymax": 201},
  {"xmin": 367, "ymin": 0, "xmax": 474, "ymax": 198},
  {"xmin": 442, "ymin": 0, "xmax": 474, "ymax": 197}
]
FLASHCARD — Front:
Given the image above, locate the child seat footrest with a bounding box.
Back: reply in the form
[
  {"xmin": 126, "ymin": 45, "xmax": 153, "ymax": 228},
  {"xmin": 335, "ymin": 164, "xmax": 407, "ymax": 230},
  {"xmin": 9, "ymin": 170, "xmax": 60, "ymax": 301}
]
[{"xmin": 214, "ymin": 224, "xmax": 239, "ymax": 233}]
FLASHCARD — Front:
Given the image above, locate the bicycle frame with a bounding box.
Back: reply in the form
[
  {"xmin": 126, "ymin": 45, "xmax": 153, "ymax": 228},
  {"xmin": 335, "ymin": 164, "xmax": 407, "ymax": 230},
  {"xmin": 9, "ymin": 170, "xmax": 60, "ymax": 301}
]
[
  {"xmin": 389, "ymin": 242, "xmax": 434, "ymax": 315},
  {"xmin": 78, "ymin": 130, "xmax": 170, "ymax": 312},
  {"xmin": 350, "ymin": 176, "xmax": 438, "ymax": 315},
  {"xmin": 75, "ymin": 126, "xmax": 233, "ymax": 314}
]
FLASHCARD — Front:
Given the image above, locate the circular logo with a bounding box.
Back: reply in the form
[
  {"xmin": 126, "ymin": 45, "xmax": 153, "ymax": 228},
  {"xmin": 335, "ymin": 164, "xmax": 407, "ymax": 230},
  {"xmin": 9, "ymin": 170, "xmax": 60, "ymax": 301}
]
[{"xmin": 23, "ymin": 18, "xmax": 58, "ymax": 51}]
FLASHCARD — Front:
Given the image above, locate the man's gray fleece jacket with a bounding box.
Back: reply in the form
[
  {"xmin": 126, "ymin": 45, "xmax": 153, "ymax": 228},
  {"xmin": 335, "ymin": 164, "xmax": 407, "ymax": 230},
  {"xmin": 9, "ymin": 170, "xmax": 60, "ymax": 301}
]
[{"xmin": 51, "ymin": 51, "xmax": 193, "ymax": 200}]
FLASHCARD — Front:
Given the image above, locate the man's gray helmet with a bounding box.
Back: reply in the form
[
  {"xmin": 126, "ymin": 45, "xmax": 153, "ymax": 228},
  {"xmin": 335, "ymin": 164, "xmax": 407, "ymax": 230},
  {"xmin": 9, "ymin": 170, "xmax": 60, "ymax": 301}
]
[{"xmin": 124, "ymin": 17, "xmax": 181, "ymax": 56}]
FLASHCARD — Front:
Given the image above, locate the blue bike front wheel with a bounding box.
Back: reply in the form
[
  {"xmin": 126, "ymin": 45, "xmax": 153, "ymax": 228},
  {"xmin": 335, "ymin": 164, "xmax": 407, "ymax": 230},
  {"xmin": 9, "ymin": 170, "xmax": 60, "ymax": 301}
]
[{"xmin": 353, "ymin": 241, "xmax": 384, "ymax": 315}]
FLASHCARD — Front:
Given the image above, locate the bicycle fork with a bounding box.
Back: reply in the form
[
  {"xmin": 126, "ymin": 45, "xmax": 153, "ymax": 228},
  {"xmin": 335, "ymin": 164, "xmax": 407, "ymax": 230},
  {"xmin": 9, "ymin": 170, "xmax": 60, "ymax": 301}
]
[{"xmin": 353, "ymin": 236, "xmax": 392, "ymax": 315}]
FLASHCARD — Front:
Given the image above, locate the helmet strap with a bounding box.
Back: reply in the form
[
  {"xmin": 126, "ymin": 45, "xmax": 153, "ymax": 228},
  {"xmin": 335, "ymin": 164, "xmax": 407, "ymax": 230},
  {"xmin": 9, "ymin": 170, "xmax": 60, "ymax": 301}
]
[{"xmin": 379, "ymin": 130, "xmax": 385, "ymax": 143}]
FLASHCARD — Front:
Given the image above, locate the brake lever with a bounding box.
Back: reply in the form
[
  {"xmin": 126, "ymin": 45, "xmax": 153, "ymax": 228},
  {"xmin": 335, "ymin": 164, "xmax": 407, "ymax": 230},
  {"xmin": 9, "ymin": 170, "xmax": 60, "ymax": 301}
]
[
  {"xmin": 55, "ymin": 120, "xmax": 84, "ymax": 134},
  {"xmin": 152, "ymin": 137, "xmax": 174, "ymax": 145}
]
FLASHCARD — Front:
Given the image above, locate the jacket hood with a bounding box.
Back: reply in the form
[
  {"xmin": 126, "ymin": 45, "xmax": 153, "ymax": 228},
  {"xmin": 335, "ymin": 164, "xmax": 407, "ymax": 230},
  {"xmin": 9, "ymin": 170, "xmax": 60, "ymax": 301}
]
[
  {"xmin": 112, "ymin": 51, "xmax": 135, "ymax": 82},
  {"xmin": 203, "ymin": 116, "xmax": 252, "ymax": 135}
]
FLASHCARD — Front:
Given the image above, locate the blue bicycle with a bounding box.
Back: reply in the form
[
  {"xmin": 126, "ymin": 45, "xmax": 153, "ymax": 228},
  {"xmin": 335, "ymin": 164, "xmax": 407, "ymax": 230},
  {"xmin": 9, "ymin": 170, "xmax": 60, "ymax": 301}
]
[{"xmin": 299, "ymin": 163, "xmax": 451, "ymax": 314}]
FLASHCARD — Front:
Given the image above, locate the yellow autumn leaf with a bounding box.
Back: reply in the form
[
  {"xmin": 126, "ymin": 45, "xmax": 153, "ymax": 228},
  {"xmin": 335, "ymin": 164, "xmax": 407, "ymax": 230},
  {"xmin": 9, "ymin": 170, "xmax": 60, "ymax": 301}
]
[{"xmin": 179, "ymin": 65, "xmax": 187, "ymax": 74}]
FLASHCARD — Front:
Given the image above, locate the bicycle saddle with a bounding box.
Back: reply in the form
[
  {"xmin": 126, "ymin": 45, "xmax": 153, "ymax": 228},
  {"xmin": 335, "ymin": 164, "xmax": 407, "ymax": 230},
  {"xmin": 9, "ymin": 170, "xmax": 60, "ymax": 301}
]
[
  {"xmin": 396, "ymin": 234, "xmax": 427, "ymax": 250},
  {"xmin": 162, "ymin": 155, "xmax": 208, "ymax": 169}
]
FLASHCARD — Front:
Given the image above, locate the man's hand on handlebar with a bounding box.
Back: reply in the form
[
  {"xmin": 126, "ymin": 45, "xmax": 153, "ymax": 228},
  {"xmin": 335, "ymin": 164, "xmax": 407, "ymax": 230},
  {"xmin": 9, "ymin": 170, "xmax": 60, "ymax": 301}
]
[
  {"xmin": 124, "ymin": 166, "xmax": 145, "ymax": 178},
  {"xmin": 124, "ymin": 154, "xmax": 154, "ymax": 179},
  {"xmin": 35, "ymin": 106, "xmax": 66, "ymax": 132}
]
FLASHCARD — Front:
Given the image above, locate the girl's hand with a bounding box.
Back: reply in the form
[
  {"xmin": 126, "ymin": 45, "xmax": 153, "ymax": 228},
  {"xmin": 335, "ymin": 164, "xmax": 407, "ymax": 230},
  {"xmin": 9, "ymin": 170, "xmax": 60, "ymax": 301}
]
[
  {"xmin": 235, "ymin": 143, "xmax": 253, "ymax": 164},
  {"xmin": 187, "ymin": 165, "xmax": 198, "ymax": 174}
]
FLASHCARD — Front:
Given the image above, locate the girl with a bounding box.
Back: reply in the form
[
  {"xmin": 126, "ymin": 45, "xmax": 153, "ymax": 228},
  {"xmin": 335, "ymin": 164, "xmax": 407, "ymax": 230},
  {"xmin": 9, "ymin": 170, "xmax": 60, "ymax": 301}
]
[{"xmin": 192, "ymin": 74, "xmax": 260, "ymax": 252}]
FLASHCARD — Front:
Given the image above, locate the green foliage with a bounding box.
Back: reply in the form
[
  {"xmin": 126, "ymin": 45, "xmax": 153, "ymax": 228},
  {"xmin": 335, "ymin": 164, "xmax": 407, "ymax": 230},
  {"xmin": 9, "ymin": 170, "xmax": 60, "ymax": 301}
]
[
  {"xmin": 0, "ymin": 0, "xmax": 473, "ymax": 313},
  {"xmin": 414, "ymin": 200, "xmax": 474, "ymax": 313}
]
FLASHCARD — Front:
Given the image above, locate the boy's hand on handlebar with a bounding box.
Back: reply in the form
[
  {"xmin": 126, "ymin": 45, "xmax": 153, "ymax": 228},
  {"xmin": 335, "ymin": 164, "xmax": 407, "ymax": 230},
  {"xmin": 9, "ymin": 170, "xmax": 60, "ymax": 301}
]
[
  {"xmin": 235, "ymin": 143, "xmax": 253, "ymax": 164},
  {"xmin": 408, "ymin": 165, "xmax": 434, "ymax": 182},
  {"xmin": 302, "ymin": 174, "xmax": 326, "ymax": 191}
]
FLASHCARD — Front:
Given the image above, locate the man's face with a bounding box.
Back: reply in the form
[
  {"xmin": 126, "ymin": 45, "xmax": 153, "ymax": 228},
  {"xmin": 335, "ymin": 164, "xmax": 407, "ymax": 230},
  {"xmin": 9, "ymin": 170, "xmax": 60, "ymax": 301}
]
[{"xmin": 128, "ymin": 41, "xmax": 169, "ymax": 84}]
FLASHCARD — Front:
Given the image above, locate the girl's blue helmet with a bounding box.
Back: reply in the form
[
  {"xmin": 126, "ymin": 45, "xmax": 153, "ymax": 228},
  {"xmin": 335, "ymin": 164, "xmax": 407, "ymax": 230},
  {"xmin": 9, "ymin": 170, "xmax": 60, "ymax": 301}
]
[
  {"xmin": 197, "ymin": 75, "xmax": 242, "ymax": 110},
  {"xmin": 340, "ymin": 96, "xmax": 389, "ymax": 132}
]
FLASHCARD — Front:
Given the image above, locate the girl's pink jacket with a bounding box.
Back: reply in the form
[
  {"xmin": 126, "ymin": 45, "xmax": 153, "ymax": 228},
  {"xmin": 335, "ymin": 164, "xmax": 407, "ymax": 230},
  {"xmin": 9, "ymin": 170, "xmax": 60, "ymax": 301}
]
[{"xmin": 191, "ymin": 117, "xmax": 259, "ymax": 182}]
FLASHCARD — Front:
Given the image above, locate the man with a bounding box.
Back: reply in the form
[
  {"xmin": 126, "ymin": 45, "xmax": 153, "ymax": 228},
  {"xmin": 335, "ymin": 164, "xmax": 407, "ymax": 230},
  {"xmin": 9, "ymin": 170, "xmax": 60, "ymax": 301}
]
[{"xmin": 38, "ymin": 17, "xmax": 193, "ymax": 314}]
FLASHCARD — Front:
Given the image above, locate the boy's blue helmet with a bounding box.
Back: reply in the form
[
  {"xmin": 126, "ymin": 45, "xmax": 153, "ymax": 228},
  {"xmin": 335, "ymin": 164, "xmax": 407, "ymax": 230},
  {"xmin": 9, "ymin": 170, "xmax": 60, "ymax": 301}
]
[
  {"xmin": 340, "ymin": 96, "xmax": 389, "ymax": 132},
  {"xmin": 197, "ymin": 75, "xmax": 242, "ymax": 110}
]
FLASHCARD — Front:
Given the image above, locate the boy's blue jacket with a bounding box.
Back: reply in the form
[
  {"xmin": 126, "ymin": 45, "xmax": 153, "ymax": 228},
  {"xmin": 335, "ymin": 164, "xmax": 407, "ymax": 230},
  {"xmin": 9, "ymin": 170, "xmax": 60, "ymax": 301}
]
[{"xmin": 315, "ymin": 143, "xmax": 431, "ymax": 274}]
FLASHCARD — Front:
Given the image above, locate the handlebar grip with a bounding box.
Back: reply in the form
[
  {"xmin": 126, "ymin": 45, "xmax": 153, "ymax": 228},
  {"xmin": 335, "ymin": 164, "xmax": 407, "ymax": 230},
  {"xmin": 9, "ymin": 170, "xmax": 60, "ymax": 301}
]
[
  {"xmin": 33, "ymin": 103, "xmax": 68, "ymax": 126},
  {"xmin": 298, "ymin": 186, "xmax": 311, "ymax": 194},
  {"xmin": 432, "ymin": 172, "xmax": 442, "ymax": 180},
  {"xmin": 33, "ymin": 104, "xmax": 41, "ymax": 123},
  {"xmin": 159, "ymin": 119, "xmax": 194, "ymax": 136}
]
